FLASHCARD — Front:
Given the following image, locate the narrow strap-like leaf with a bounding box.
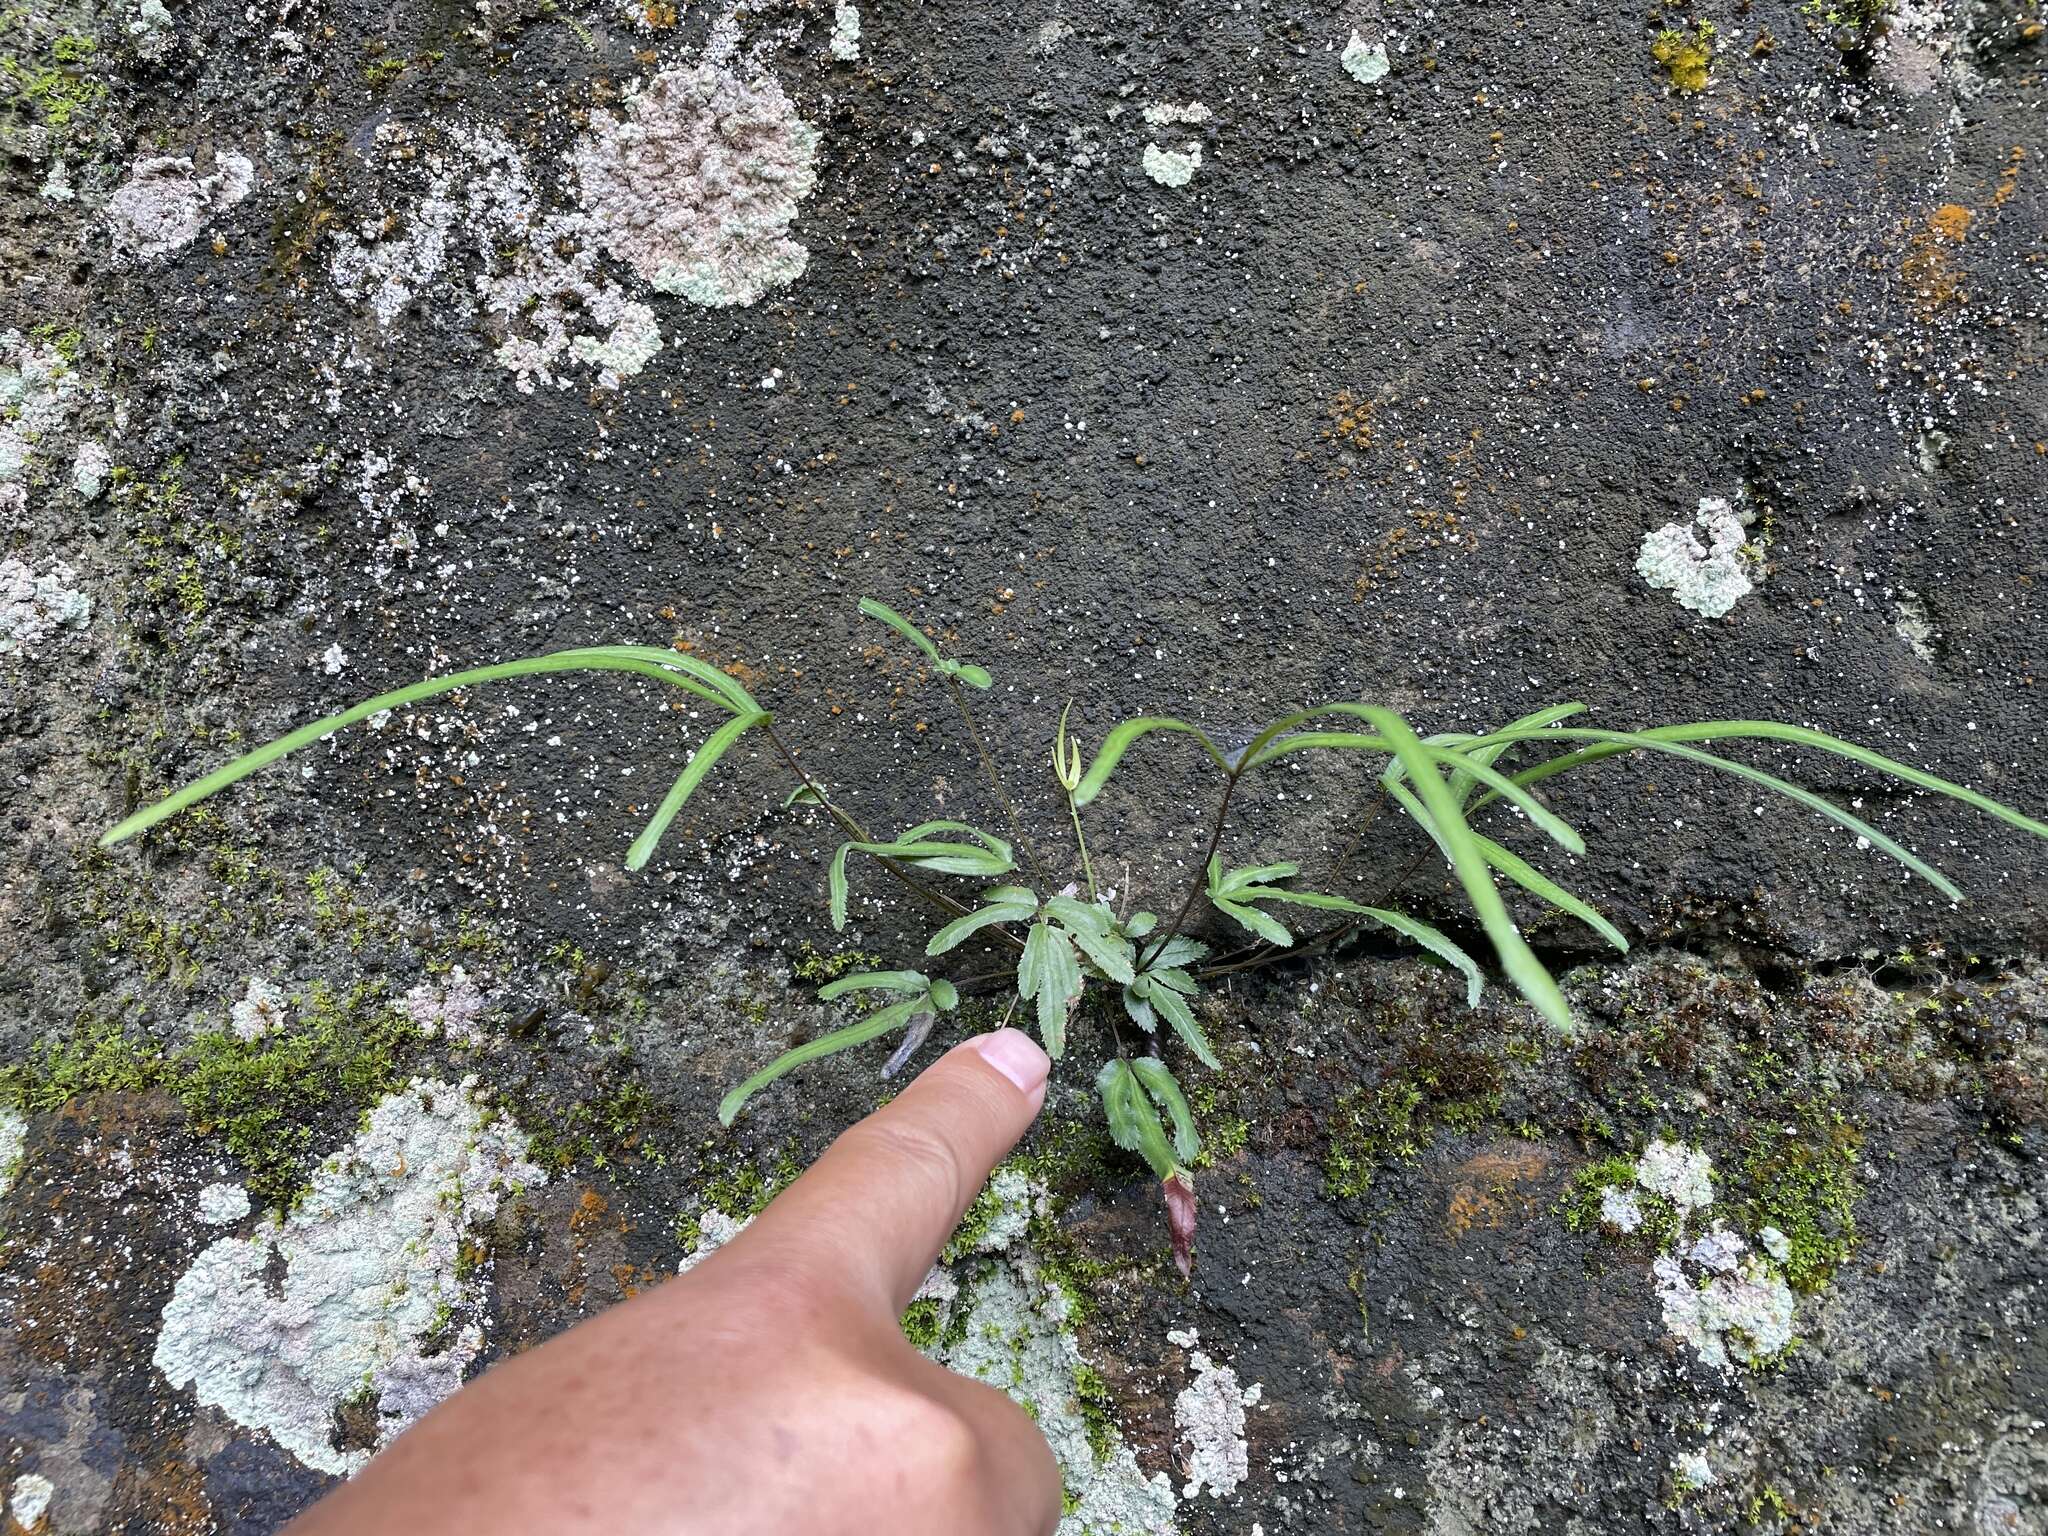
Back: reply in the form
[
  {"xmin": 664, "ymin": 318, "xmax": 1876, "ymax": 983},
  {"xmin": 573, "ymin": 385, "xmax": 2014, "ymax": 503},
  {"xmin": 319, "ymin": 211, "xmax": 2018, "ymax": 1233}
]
[
  {"xmin": 1131, "ymin": 1057, "xmax": 1200, "ymax": 1162},
  {"xmin": 624, "ymin": 711, "xmax": 768, "ymax": 871},
  {"xmin": 1354, "ymin": 907, "xmax": 1486, "ymax": 1007},
  {"xmin": 1471, "ymin": 833, "xmax": 1629, "ymax": 953},
  {"xmin": 1444, "ymin": 702, "xmax": 1586, "ymax": 806},
  {"xmin": 1073, "ymin": 716, "xmax": 1232, "ymax": 806},
  {"xmin": 1364, "ymin": 707, "xmax": 1572, "ymax": 1032},
  {"xmin": 101, "ymin": 649, "xmax": 755, "ymax": 848},
  {"xmin": 1476, "ymin": 728, "xmax": 1968, "ymax": 901},
  {"xmin": 1478, "ymin": 721, "xmax": 2048, "ymax": 845},
  {"xmin": 1211, "ymin": 860, "xmax": 1301, "ymax": 897},
  {"xmin": 857, "ymin": 597, "xmax": 944, "ymax": 665},
  {"xmin": 719, "ymin": 998, "xmax": 919, "ymax": 1124},
  {"xmin": 1212, "ymin": 895, "xmax": 1292, "ymax": 947},
  {"xmin": 818, "ymin": 969, "xmax": 931, "ymax": 999}
]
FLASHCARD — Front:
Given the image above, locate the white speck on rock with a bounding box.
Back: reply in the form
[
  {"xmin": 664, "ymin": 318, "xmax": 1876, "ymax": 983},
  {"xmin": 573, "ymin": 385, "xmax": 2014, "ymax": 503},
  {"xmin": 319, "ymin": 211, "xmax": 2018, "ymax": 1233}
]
[
  {"xmin": 228, "ymin": 977, "xmax": 289, "ymax": 1042},
  {"xmin": 0, "ymin": 558, "xmax": 91, "ymax": 658},
  {"xmin": 1636, "ymin": 496, "xmax": 1758, "ymax": 618},
  {"xmin": 105, "ymin": 153, "xmax": 255, "ymax": 260},
  {"xmin": 1142, "ymin": 143, "xmax": 1201, "ymax": 187},
  {"xmin": 8, "ymin": 1472, "xmax": 55, "ymax": 1528},
  {"xmin": 572, "ymin": 64, "xmax": 821, "ymax": 309},
  {"xmin": 197, "ymin": 1182, "xmax": 252, "ymax": 1226},
  {"xmin": 152, "ymin": 1077, "xmax": 541, "ymax": 1475},
  {"xmin": 1341, "ymin": 31, "xmax": 1391, "ymax": 84},
  {"xmin": 1142, "ymin": 101, "xmax": 1212, "ymax": 126},
  {"xmin": 1672, "ymin": 1448, "xmax": 1714, "ymax": 1489},
  {"xmin": 320, "ymin": 643, "xmax": 347, "ymax": 676},
  {"xmin": 1175, "ymin": 1348, "xmax": 1256, "ymax": 1499},
  {"xmin": 1635, "ymin": 1138, "xmax": 1714, "ymax": 1213}
]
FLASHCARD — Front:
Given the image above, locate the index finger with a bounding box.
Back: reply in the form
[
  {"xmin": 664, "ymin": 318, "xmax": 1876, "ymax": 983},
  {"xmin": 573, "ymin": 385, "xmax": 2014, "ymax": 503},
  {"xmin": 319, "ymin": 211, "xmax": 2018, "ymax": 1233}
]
[{"xmin": 722, "ymin": 1030, "xmax": 1049, "ymax": 1316}]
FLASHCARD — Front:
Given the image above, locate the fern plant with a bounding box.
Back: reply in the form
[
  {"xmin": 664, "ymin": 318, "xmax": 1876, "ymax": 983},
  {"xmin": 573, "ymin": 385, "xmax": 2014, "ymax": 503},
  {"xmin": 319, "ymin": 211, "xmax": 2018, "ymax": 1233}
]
[{"xmin": 100, "ymin": 602, "xmax": 2048, "ymax": 1276}]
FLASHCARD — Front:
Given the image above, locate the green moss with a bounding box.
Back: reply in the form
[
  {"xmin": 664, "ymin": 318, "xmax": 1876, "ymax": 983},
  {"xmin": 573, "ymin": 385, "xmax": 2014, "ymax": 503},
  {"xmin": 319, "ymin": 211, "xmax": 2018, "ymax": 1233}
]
[
  {"xmin": 1559, "ymin": 1153, "xmax": 1681, "ymax": 1248},
  {"xmin": 1071, "ymin": 1363, "xmax": 1118, "ymax": 1463},
  {"xmin": 899, "ymin": 1297, "xmax": 944, "ymax": 1350},
  {"xmin": 1738, "ymin": 1104, "xmax": 1859, "ymax": 1292},
  {"xmin": 791, "ymin": 942, "xmax": 884, "ymax": 985},
  {"xmin": 0, "ymin": 1013, "xmax": 161, "ymax": 1115},
  {"xmin": 1324, "ymin": 1080, "xmax": 1425, "ymax": 1198},
  {"xmin": 678, "ymin": 1143, "xmax": 803, "ymax": 1251},
  {"xmin": 2, "ymin": 984, "xmax": 423, "ymax": 1211},
  {"xmin": 176, "ymin": 981, "xmax": 424, "ymax": 1209},
  {"xmin": 0, "ymin": 29, "xmax": 107, "ymax": 136},
  {"xmin": 1651, "ymin": 21, "xmax": 1716, "ymax": 93}
]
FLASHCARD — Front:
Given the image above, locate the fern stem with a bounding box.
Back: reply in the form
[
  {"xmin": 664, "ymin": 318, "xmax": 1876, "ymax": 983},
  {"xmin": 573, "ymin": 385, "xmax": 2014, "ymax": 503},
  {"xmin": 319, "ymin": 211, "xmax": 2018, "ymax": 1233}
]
[
  {"xmin": 944, "ymin": 675, "xmax": 1047, "ymax": 888},
  {"xmin": 1067, "ymin": 792, "xmax": 1098, "ymax": 902},
  {"xmin": 761, "ymin": 723, "xmax": 978, "ymax": 924},
  {"xmin": 1139, "ymin": 772, "xmax": 1238, "ymax": 972}
]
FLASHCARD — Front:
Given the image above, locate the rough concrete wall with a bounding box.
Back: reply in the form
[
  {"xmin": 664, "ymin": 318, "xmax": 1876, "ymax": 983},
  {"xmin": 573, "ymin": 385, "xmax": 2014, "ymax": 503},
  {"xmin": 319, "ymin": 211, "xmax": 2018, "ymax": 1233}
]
[{"xmin": 2, "ymin": 0, "xmax": 2045, "ymax": 1532}]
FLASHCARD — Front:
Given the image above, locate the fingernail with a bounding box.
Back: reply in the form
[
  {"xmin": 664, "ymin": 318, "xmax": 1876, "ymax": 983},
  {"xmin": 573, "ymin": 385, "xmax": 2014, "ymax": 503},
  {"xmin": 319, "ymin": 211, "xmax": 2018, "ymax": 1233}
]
[{"xmin": 969, "ymin": 1029, "xmax": 1050, "ymax": 1095}]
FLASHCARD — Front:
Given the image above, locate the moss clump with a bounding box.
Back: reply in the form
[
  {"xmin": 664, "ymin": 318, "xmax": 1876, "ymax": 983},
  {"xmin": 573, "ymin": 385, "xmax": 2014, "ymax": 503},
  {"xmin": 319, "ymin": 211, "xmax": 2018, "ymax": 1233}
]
[
  {"xmin": 1737, "ymin": 1106, "xmax": 1859, "ymax": 1292},
  {"xmin": 1652, "ymin": 21, "xmax": 1716, "ymax": 93},
  {"xmin": 790, "ymin": 943, "xmax": 883, "ymax": 985},
  {"xmin": 1324, "ymin": 1081, "xmax": 1426, "ymax": 1197},
  {"xmin": 0, "ymin": 1013, "xmax": 162, "ymax": 1114},
  {"xmin": 899, "ymin": 1297, "xmax": 944, "ymax": 1350},
  {"xmin": 677, "ymin": 1143, "xmax": 803, "ymax": 1251},
  {"xmin": 177, "ymin": 982, "xmax": 424, "ymax": 1208},
  {"xmin": 1559, "ymin": 1154, "xmax": 1682, "ymax": 1248},
  {"xmin": 1071, "ymin": 1363, "xmax": 1118, "ymax": 1463},
  {"xmin": 2, "ymin": 985, "xmax": 424, "ymax": 1211}
]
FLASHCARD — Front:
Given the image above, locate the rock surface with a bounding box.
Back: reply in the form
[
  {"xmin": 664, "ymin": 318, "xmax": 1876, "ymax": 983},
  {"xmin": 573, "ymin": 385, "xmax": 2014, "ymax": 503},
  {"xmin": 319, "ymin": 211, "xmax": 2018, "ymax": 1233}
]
[{"xmin": 2, "ymin": 1, "xmax": 2045, "ymax": 1532}]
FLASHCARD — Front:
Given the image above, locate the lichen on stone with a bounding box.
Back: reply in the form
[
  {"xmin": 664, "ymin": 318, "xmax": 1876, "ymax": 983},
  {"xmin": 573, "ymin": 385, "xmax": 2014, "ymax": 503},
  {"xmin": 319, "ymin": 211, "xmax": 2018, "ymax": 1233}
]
[
  {"xmin": 571, "ymin": 63, "xmax": 821, "ymax": 309},
  {"xmin": 1173, "ymin": 1337, "xmax": 1258, "ymax": 1499},
  {"xmin": 227, "ymin": 975, "xmax": 288, "ymax": 1042},
  {"xmin": 1636, "ymin": 496, "xmax": 1759, "ymax": 618},
  {"xmin": 104, "ymin": 152, "xmax": 255, "ymax": 260},
  {"xmin": 1341, "ymin": 31, "xmax": 1391, "ymax": 85},
  {"xmin": 152, "ymin": 1076, "xmax": 542, "ymax": 1475},
  {"xmin": 1142, "ymin": 144, "xmax": 1201, "ymax": 188},
  {"xmin": 828, "ymin": 3, "xmax": 862, "ymax": 62},
  {"xmin": 0, "ymin": 1107, "xmax": 25, "ymax": 1196},
  {"xmin": 196, "ymin": 1180, "xmax": 252, "ymax": 1226},
  {"xmin": 0, "ymin": 557, "xmax": 91, "ymax": 657},
  {"xmin": 401, "ymin": 966, "xmax": 491, "ymax": 1045},
  {"xmin": 1635, "ymin": 1137, "xmax": 1714, "ymax": 1212}
]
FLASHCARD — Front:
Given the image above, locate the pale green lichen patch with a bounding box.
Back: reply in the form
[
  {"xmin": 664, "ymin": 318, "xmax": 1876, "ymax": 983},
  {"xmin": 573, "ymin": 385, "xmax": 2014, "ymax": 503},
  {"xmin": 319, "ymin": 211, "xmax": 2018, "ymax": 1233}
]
[
  {"xmin": 1341, "ymin": 31, "xmax": 1391, "ymax": 85},
  {"xmin": 0, "ymin": 1107, "xmax": 25, "ymax": 1196},
  {"xmin": 1636, "ymin": 496, "xmax": 1759, "ymax": 618},
  {"xmin": 153, "ymin": 1076, "xmax": 542, "ymax": 1475},
  {"xmin": 1141, "ymin": 144, "xmax": 1201, "ymax": 188},
  {"xmin": 572, "ymin": 64, "xmax": 820, "ymax": 309}
]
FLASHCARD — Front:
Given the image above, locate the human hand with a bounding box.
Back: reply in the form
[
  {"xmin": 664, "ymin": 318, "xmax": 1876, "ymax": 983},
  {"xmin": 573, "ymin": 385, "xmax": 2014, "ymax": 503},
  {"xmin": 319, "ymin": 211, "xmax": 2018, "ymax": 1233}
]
[{"xmin": 286, "ymin": 1029, "xmax": 1061, "ymax": 1536}]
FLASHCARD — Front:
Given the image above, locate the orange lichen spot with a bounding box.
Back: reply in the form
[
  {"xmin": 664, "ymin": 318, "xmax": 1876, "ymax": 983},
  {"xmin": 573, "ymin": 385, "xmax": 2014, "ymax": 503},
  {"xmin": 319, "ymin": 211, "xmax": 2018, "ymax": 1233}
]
[
  {"xmin": 571, "ymin": 1189, "xmax": 609, "ymax": 1233},
  {"xmin": 1927, "ymin": 203, "xmax": 1974, "ymax": 242},
  {"xmin": 1904, "ymin": 206, "xmax": 1974, "ymax": 315},
  {"xmin": 1324, "ymin": 388, "xmax": 1377, "ymax": 450},
  {"xmin": 1994, "ymin": 146, "xmax": 2025, "ymax": 208}
]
